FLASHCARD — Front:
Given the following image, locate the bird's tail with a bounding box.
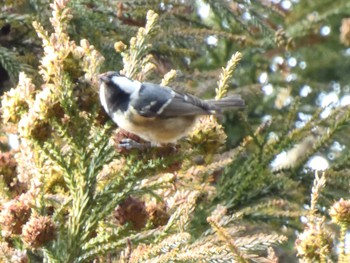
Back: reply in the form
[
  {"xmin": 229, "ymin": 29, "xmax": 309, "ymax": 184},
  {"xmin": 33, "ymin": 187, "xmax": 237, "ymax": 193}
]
[{"xmin": 206, "ymin": 95, "xmax": 245, "ymax": 111}]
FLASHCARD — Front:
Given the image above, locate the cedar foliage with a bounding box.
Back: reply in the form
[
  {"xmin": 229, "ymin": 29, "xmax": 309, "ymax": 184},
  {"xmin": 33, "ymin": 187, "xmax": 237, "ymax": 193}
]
[{"xmin": 1, "ymin": 0, "xmax": 350, "ymax": 262}]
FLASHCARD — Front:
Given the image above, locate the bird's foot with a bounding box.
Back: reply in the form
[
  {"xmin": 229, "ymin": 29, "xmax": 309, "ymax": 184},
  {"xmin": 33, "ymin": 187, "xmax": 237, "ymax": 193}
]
[{"xmin": 118, "ymin": 138, "xmax": 151, "ymax": 150}]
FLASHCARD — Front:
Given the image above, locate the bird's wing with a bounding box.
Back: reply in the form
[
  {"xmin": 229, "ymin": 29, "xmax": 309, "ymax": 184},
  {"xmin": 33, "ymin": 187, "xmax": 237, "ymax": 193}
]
[
  {"xmin": 131, "ymin": 83, "xmax": 217, "ymax": 118},
  {"xmin": 159, "ymin": 91, "xmax": 217, "ymax": 117}
]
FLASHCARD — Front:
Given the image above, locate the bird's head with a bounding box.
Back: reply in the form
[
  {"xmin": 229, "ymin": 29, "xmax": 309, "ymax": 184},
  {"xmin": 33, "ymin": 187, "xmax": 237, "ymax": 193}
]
[{"xmin": 98, "ymin": 71, "xmax": 140, "ymax": 95}]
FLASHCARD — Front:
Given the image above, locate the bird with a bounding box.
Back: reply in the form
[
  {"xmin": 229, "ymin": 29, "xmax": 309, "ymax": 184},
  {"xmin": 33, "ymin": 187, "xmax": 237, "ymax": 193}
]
[{"xmin": 99, "ymin": 71, "xmax": 245, "ymax": 147}]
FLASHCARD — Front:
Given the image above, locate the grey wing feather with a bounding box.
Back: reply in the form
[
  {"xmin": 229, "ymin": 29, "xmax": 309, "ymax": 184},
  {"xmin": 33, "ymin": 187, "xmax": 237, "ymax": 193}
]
[
  {"xmin": 206, "ymin": 95, "xmax": 245, "ymax": 110},
  {"xmin": 159, "ymin": 92, "xmax": 217, "ymax": 117},
  {"xmin": 161, "ymin": 94, "xmax": 245, "ymax": 117},
  {"xmin": 132, "ymin": 82, "xmax": 217, "ymax": 118},
  {"xmin": 132, "ymin": 83, "xmax": 244, "ymax": 118},
  {"xmin": 131, "ymin": 83, "xmax": 173, "ymax": 117}
]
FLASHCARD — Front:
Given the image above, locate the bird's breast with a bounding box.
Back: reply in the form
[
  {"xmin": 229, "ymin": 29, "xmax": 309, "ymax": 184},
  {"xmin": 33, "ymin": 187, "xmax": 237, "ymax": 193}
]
[{"xmin": 112, "ymin": 109, "xmax": 197, "ymax": 144}]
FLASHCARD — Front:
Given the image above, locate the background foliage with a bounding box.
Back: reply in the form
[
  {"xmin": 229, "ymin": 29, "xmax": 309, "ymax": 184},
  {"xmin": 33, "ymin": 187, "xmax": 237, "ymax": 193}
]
[{"xmin": 1, "ymin": 0, "xmax": 350, "ymax": 262}]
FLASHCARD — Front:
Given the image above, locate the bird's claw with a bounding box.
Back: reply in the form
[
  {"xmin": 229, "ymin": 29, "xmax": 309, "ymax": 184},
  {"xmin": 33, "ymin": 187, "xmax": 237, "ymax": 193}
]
[{"xmin": 118, "ymin": 138, "xmax": 150, "ymax": 150}]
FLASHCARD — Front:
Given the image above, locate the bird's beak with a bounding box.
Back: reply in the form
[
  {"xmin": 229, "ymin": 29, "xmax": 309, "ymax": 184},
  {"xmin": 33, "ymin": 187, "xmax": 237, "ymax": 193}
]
[
  {"xmin": 99, "ymin": 71, "xmax": 121, "ymax": 83},
  {"xmin": 98, "ymin": 73, "xmax": 109, "ymax": 83}
]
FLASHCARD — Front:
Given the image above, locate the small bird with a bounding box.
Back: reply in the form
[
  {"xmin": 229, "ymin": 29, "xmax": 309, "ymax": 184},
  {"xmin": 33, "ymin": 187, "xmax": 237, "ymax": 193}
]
[{"xmin": 99, "ymin": 71, "xmax": 245, "ymax": 147}]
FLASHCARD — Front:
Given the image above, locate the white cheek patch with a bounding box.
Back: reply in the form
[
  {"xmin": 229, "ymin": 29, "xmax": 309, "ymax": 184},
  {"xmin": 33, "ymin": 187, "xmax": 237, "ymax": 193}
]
[
  {"xmin": 111, "ymin": 76, "xmax": 141, "ymax": 94},
  {"xmin": 99, "ymin": 84, "xmax": 109, "ymax": 113}
]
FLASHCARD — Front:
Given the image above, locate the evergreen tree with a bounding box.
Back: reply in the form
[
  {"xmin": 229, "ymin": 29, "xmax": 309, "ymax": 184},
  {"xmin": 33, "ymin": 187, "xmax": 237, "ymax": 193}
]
[{"xmin": 1, "ymin": 0, "xmax": 350, "ymax": 262}]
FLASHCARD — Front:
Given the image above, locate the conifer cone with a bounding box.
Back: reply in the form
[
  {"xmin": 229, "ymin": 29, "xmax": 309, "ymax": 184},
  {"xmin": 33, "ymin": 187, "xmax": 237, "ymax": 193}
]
[
  {"xmin": 22, "ymin": 215, "xmax": 56, "ymax": 248},
  {"xmin": 329, "ymin": 198, "xmax": 350, "ymax": 225},
  {"xmin": 113, "ymin": 196, "xmax": 148, "ymax": 230},
  {"xmin": 0, "ymin": 199, "xmax": 31, "ymax": 236}
]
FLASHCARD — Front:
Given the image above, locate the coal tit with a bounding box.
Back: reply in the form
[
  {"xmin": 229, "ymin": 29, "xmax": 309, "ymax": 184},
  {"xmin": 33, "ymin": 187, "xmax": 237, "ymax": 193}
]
[{"xmin": 99, "ymin": 71, "xmax": 245, "ymax": 145}]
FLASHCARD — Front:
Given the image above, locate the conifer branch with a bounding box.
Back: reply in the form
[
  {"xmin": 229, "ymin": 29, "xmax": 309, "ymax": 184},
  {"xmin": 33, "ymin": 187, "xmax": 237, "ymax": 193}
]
[
  {"xmin": 0, "ymin": 46, "xmax": 31, "ymax": 82},
  {"xmin": 216, "ymin": 52, "xmax": 242, "ymax": 100},
  {"xmin": 207, "ymin": 216, "xmax": 249, "ymax": 263},
  {"xmin": 120, "ymin": 10, "xmax": 159, "ymax": 79}
]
